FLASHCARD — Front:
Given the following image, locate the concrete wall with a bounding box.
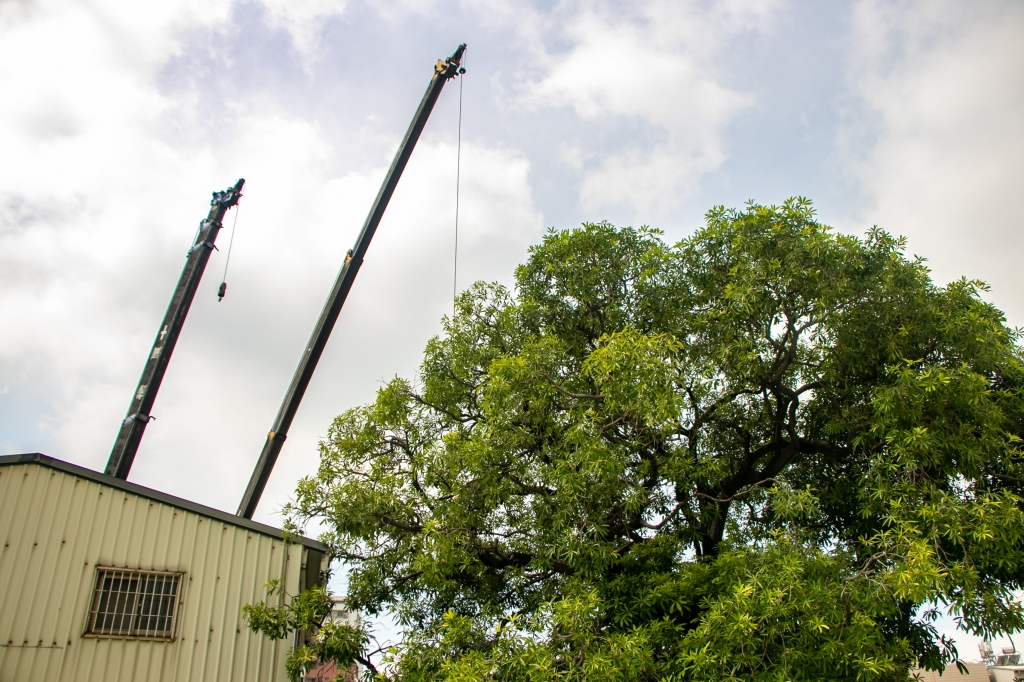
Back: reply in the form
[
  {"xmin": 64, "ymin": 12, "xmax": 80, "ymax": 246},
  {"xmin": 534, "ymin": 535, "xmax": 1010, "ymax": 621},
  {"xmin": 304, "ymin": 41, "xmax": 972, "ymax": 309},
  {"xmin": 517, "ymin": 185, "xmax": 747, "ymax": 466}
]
[{"xmin": 0, "ymin": 457, "xmax": 326, "ymax": 681}]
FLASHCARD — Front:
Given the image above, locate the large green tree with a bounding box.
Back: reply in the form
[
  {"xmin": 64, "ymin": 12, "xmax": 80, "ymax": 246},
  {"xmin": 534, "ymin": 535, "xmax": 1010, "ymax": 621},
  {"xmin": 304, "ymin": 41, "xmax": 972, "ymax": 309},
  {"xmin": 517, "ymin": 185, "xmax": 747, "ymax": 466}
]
[{"xmin": 247, "ymin": 199, "xmax": 1024, "ymax": 681}]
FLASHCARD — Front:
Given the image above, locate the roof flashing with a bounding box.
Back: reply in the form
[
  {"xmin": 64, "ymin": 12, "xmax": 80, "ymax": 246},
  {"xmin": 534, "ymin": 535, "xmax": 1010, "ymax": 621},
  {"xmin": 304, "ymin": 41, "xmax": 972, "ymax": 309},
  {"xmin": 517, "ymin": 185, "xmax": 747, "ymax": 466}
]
[{"xmin": 0, "ymin": 453, "xmax": 326, "ymax": 552}]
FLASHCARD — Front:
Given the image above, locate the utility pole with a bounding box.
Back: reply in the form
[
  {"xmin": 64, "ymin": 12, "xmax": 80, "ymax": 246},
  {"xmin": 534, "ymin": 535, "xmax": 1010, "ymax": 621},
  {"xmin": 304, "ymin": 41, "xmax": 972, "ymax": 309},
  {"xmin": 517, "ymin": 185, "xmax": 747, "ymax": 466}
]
[
  {"xmin": 106, "ymin": 179, "xmax": 245, "ymax": 480},
  {"xmin": 237, "ymin": 44, "xmax": 467, "ymax": 518}
]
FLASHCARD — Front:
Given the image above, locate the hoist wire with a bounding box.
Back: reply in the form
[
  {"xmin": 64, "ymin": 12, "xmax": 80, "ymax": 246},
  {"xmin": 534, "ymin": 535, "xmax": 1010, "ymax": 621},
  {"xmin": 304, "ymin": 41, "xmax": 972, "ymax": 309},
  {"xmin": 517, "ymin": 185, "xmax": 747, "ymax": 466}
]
[
  {"xmin": 222, "ymin": 203, "xmax": 240, "ymax": 281},
  {"xmin": 453, "ymin": 51, "xmax": 465, "ymax": 315},
  {"xmin": 217, "ymin": 203, "xmax": 240, "ymax": 301}
]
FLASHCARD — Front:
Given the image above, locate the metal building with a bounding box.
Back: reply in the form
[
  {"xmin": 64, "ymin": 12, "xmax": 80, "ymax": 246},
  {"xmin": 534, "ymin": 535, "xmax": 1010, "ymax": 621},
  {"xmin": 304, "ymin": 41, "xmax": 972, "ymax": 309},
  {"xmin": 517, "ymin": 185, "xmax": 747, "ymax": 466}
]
[{"xmin": 0, "ymin": 453, "xmax": 327, "ymax": 681}]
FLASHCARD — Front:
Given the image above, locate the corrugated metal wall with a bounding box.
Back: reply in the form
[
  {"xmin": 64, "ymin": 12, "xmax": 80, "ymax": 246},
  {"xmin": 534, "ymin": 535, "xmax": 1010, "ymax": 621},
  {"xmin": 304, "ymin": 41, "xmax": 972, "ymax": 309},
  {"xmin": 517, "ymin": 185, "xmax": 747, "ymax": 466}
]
[{"xmin": 0, "ymin": 461, "xmax": 320, "ymax": 681}]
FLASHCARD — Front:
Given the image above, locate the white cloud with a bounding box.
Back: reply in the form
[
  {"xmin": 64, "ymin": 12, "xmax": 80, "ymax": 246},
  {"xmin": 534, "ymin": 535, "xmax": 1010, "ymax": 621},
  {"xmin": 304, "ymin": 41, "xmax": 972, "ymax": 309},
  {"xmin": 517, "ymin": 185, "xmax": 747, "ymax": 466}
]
[
  {"xmin": 0, "ymin": 0, "xmax": 233, "ymax": 468},
  {"xmin": 524, "ymin": 0, "xmax": 781, "ymax": 216},
  {"xmin": 848, "ymin": 0, "xmax": 1024, "ymax": 323},
  {"xmin": 258, "ymin": 0, "xmax": 347, "ymax": 55},
  {"xmin": 0, "ymin": 0, "xmax": 543, "ymax": 526}
]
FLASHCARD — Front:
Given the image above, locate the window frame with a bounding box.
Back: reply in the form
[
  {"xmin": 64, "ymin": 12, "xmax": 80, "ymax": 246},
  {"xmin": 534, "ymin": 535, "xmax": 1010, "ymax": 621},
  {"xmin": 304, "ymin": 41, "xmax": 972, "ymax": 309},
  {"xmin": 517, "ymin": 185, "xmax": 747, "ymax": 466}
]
[{"xmin": 84, "ymin": 567, "xmax": 184, "ymax": 641}]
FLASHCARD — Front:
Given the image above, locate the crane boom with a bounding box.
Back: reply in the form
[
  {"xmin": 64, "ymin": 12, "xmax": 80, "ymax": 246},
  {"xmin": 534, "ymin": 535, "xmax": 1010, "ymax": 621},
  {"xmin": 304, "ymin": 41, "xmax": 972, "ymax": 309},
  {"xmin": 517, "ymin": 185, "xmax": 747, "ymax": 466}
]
[
  {"xmin": 106, "ymin": 179, "xmax": 245, "ymax": 479},
  {"xmin": 237, "ymin": 44, "xmax": 467, "ymax": 518}
]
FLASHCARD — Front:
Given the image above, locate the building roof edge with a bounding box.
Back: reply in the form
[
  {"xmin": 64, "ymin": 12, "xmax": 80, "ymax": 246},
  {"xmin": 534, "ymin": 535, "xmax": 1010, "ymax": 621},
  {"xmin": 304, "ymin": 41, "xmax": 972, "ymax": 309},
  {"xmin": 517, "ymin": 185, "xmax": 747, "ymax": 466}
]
[{"xmin": 0, "ymin": 453, "xmax": 327, "ymax": 552}]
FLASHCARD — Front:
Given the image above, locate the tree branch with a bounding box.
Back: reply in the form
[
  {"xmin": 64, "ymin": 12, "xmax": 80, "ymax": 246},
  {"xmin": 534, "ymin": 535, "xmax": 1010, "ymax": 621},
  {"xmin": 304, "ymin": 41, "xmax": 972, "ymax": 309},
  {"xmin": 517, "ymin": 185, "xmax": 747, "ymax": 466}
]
[
  {"xmin": 695, "ymin": 478, "xmax": 780, "ymax": 504},
  {"xmin": 538, "ymin": 371, "xmax": 603, "ymax": 401}
]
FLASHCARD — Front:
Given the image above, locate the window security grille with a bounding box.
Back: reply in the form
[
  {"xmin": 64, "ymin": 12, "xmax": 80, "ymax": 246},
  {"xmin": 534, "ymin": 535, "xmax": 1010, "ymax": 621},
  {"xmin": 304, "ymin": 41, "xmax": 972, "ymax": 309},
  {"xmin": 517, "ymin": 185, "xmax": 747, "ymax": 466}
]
[{"xmin": 87, "ymin": 568, "xmax": 181, "ymax": 638}]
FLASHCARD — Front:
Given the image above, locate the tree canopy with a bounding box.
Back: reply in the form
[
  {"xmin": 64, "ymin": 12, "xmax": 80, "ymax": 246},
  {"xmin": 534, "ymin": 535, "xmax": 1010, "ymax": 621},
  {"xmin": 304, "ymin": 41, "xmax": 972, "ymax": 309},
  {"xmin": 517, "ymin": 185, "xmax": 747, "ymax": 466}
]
[{"xmin": 246, "ymin": 198, "xmax": 1024, "ymax": 681}]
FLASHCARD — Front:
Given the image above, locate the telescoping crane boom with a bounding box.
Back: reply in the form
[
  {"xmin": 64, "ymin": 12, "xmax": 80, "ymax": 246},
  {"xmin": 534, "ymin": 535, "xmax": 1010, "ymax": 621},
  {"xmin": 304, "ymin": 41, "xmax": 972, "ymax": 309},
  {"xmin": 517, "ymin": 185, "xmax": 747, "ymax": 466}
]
[
  {"xmin": 236, "ymin": 44, "xmax": 467, "ymax": 519},
  {"xmin": 106, "ymin": 179, "xmax": 245, "ymax": 480}
]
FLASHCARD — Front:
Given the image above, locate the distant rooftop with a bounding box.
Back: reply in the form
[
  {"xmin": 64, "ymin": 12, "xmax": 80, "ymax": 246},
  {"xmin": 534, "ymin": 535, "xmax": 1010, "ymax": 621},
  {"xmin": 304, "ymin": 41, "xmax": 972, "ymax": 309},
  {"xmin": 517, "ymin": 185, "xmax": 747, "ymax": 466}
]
[{"xmin": 911, "ymin": 663, "xmax": 989, "ymax": 681}]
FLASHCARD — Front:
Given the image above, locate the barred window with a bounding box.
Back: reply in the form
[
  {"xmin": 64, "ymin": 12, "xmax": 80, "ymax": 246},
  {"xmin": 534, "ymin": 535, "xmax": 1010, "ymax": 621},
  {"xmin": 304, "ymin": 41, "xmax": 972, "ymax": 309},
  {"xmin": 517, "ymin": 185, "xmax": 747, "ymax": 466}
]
[{"xmin": 87, "ymin": 568, "xmax": 182, "ymax": 638}]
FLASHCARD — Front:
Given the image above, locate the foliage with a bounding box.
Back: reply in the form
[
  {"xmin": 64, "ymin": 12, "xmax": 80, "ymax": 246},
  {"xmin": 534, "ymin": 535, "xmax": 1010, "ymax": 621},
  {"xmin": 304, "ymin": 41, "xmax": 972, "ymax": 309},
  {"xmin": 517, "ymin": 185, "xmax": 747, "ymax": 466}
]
[
  {"xmin": 244, "ymin": 580, "xmax": 368, "ymax": 680},
  {"xmin": 255, "ymin": 199, "xmax": 1024, "ymax": 680}
]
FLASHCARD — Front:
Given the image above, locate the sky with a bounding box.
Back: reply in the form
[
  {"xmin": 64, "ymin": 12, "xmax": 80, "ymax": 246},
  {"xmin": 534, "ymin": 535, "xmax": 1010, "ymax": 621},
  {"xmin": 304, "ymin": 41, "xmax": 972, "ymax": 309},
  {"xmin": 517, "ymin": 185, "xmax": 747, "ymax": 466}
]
[{"xmin": 2, "ymin": 0, "xmax": 1024, "ymax": 660}]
